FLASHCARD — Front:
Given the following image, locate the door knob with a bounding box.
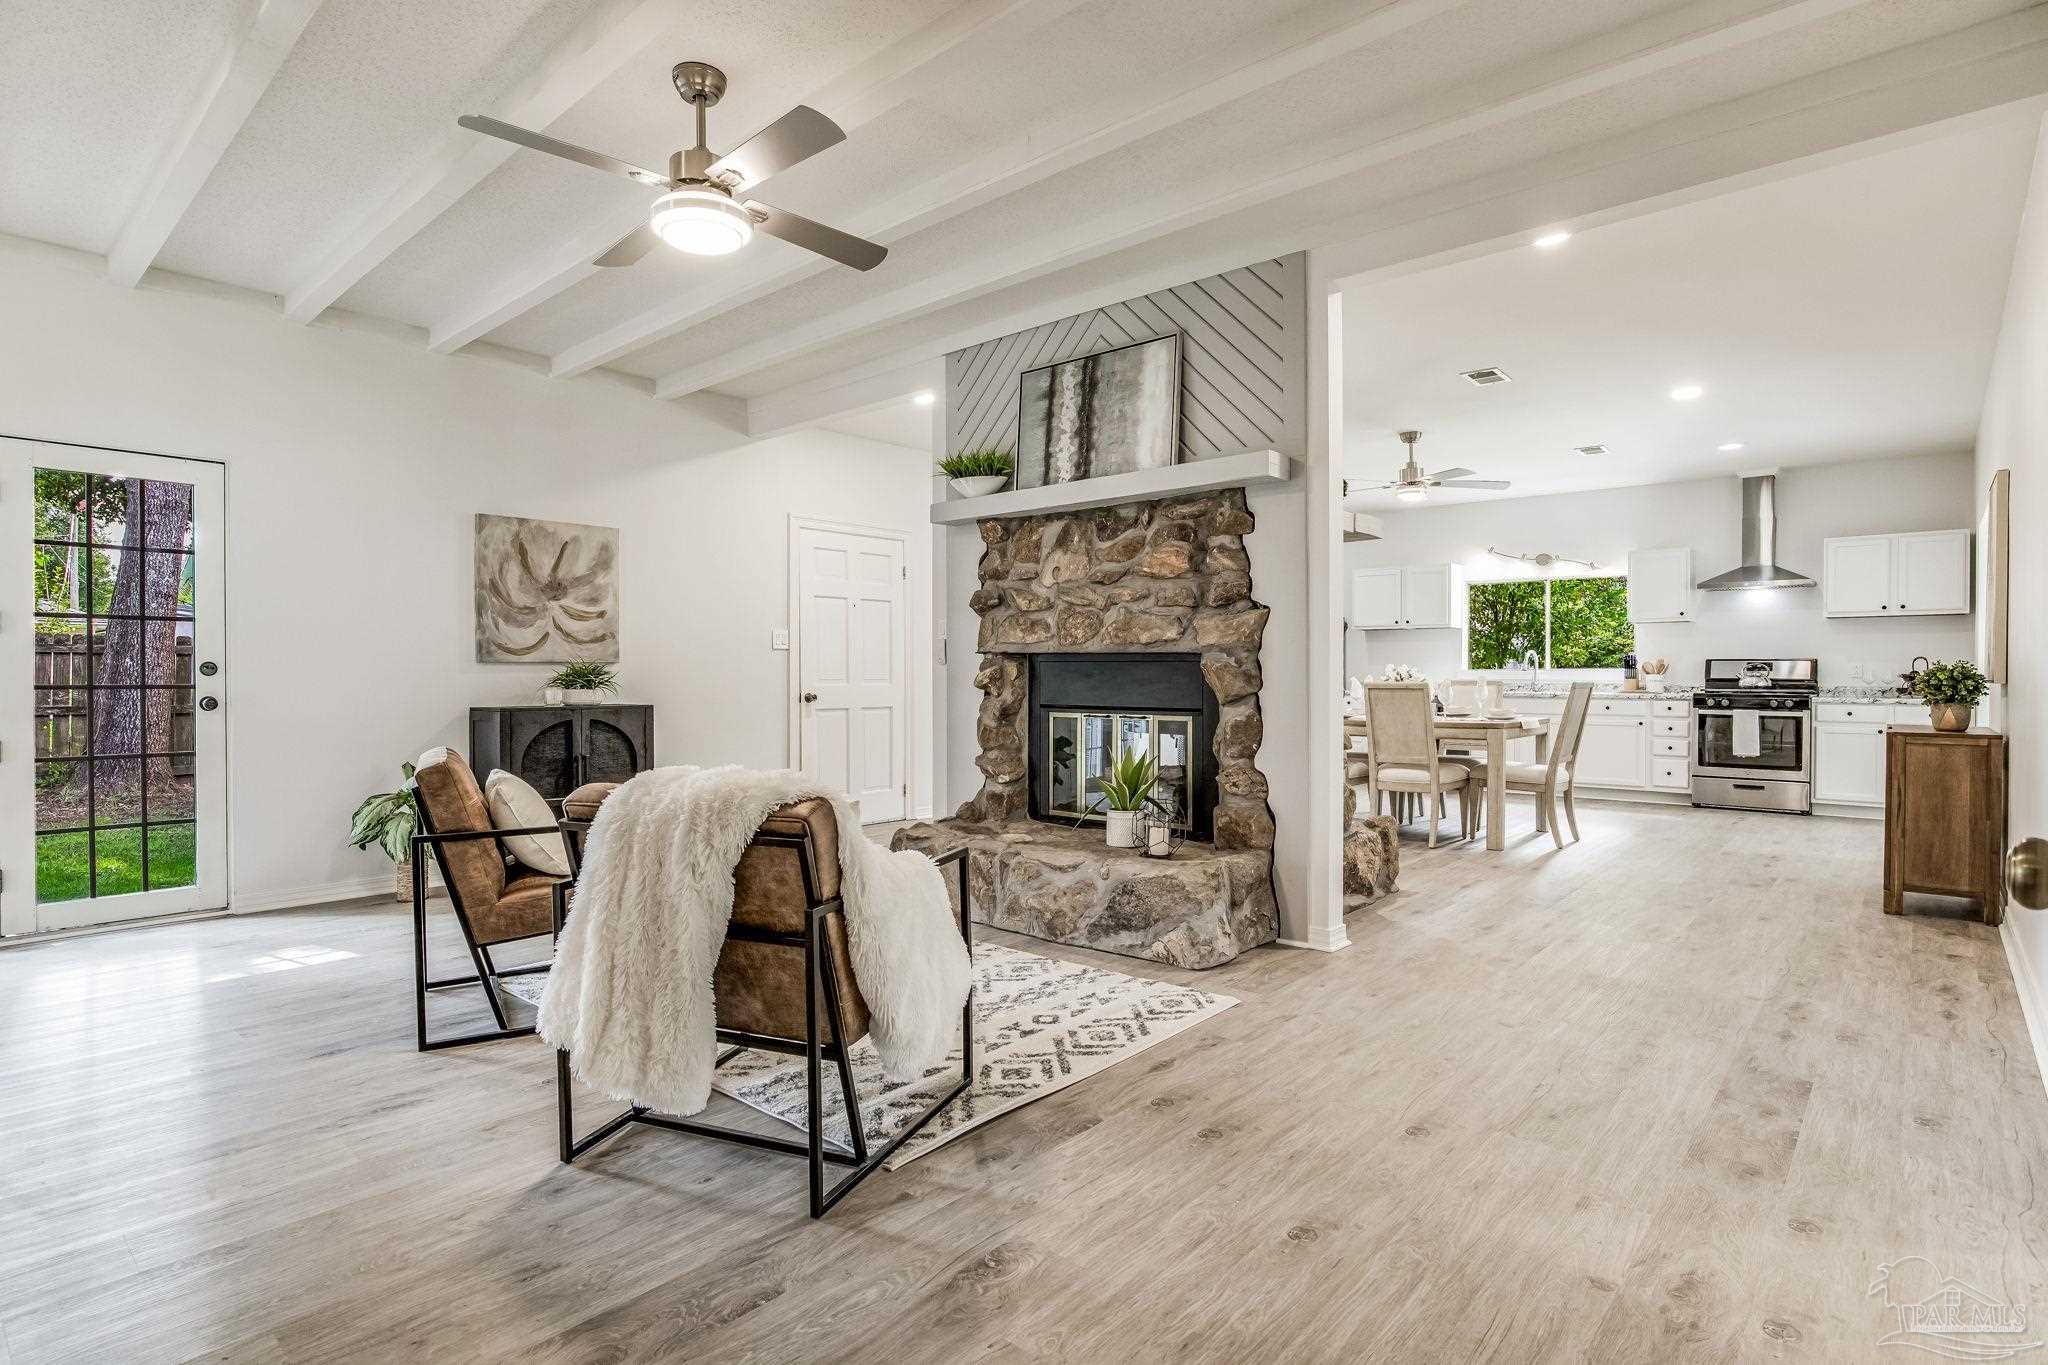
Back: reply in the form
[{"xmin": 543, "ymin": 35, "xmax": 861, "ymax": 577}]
[
  {"xmin": 2007, "ymin": 837, "xmax": 2048, "ymax": 909},
  {"xmin": 802, "ymin": 691, "xmax": 819, "ymax": 703},
  {"xmin": 198, "ymin": 696, "xmax": 219, "ymax": 712}
]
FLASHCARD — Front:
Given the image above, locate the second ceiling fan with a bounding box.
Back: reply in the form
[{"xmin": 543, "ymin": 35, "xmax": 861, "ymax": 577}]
[{"xmin": 459, "ymin": 60, "xmax": 886, "ymax": 272}]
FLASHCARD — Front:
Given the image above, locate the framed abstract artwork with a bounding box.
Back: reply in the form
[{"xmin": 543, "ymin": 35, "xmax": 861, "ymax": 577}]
[
  {"xmin": 1016, "ymin": 333, "xmax": 1180, "ymax": 489},
  {"xmin": 473, "ymin": 514, "xmax": 619, "ymax": 663}
]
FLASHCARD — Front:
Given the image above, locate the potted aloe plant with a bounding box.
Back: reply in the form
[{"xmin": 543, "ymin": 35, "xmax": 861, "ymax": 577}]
[
  {"xmin": 349, "ymin": 762, "xmax": 419, "ymax": 901},
  {"xmin": 1093, "ymin": 744, "xmax": 1164, "ymax": 848},
  {"xmin": 1910, "ymin": 658, "xmax": 1988, "ymax": 732},
  {"xmin": 938, "ymin": 449, "xmax": 1013, "ymax": 498},
  {"xmin": 548, "ymin": 661, "xmax": 618, "ymax": 705}
]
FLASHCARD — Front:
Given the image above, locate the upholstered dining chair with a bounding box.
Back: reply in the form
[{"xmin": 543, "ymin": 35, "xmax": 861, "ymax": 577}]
[
  {"xmin": 1468, "ymin": 682, "xmax": 1594, "ymax": 850},
  {"xmin": 1362, "ymin": 682, "xmax": 1480, "ymax": 847},
  {"xmin": 409, "ymin": 747, "xmax": 570, "ymax": 1051},
  {"xmin": 553, "ymin": 781, "xmax": 975, "ymax": 1219}
]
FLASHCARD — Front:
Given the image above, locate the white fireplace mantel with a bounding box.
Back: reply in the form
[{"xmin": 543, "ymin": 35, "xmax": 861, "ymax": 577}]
[{"xmin": 929, "ymin": 449, "xmax": 1294, "ymax": 525}]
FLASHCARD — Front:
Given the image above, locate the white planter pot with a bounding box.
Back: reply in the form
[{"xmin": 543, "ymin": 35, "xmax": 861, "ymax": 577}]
[
  {"xmin": 1104, "ymin": 810, "xmax": 1139, "ymax": 848},
  {"xmin": 949, "ymin": 475, "xmax": 1009, "ymax": 498},
  {"xmin": 543, "ymin": 687, "xmax": 565, "ymax": 706},
  {"xmin": 564, "ymin": 688, "xmax": 609, "ymax": 705}
]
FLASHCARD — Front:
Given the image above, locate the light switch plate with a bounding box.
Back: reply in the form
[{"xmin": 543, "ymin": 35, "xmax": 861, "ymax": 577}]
[{"xmin": 771, "ymin": 629, "xmax": 790, "ymax": 651}]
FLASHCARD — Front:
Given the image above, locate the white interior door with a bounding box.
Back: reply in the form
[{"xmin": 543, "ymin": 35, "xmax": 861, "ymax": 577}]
[
  {"xmin": 795, "ymin": 522, "xmax": 907, "ymax": 823},
  {"xmin": 2, "ymin": 438, "xmax": 228, "ymax": 935}
]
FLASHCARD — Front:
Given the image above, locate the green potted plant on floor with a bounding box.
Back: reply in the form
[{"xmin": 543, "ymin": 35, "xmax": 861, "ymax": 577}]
[
  {"xmin": 349, "ymin": 762, "xmax": 419, "ymax": 901},
  {"xmin": 1093, "ymin": 744, "xmax": 1163, "ymax": 848},
  {"xmin": 1910, "ymin": 658, "xmax": 1988, "ymax": 733},
  {"xmin": 938, "ymin": 449, "xmax": 1014, "ymax": 498},
  {"xmin": 547, "ymin": 661, "xmax": 618, "ymax": 705}
]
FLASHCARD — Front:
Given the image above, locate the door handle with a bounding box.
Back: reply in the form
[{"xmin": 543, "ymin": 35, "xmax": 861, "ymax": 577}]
[
  {"xmin": 198, "ymin": 695, "xmax": 219, "ymax": 712},
  {"xmin": 2008, "ymin": 837, "xmax": 2048, "ymax": 909},
  {"xmin": 802, "ymin": 691, "xmax": 819, "ymax": 703}
]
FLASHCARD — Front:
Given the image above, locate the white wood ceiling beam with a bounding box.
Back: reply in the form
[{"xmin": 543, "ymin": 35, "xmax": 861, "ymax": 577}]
[
  {"xmin": 279, "ymin": 0, "xmax": 675, "ymax": 324},
  {"xmin": 647, "ymin": 0, "xmax": 1870, "ymax": 400},
  {"xmin": 425, "ymin": 0, "xmax": 1094, "ymax": 357},
  {"xmin": 106, "ymin": 0, "xmax": 328, "ymax": 287},
  {"xmin": 743, "ymin": 358, "xmax": 942, "ymax": 440},
  {"xmin": 546, "ymin": 0, "xmax": 1468, "ymax": 381}
]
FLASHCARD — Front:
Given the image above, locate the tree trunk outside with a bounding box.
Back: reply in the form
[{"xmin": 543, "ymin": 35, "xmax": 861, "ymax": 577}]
[{"xmin": 91, "ymin": 479, "xmax": 193, "ymax": 812}]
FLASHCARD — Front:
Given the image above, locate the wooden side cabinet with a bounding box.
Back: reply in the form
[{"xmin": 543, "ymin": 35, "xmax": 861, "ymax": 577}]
[
  {"xmin": 1883, "ymin": 726, "xmax": 2005, "ymax": 923},
  {"xmin": 469, "ymin": 705, "xmax": 654, "ymax": 800}
]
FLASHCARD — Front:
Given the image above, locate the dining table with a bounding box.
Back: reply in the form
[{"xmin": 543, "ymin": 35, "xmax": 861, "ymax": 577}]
[{"xmin": 1345, "ymin": 712, "xmax": 1551, "ymax": 852}]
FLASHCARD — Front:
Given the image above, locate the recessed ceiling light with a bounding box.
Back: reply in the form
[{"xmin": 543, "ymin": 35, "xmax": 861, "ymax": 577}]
[
  {"xmin": 1717, "ymin": 441, "xmax": 1744, "ymax": 452},
  {"xmin": 1533, "ymin": 230, "xmax": 1572, "ymax": 249},
  {"xmin": 912, "ymin": 391, "xmax": 936, "ymax": 407},
  {"xmin": 1669, "ymin": 383, "xmax": 1704, "ymax": 402},
  {"xmin": 1461, "ymin": 367, "xmax": 1511, "ymax": 386},
  {"xmin": 1574, "ymin": 444, "xmax": 1608, "ymax": 456}
]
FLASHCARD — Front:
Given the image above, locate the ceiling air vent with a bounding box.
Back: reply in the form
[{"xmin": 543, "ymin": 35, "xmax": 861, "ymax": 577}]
[
  {"xmin": 1575, "ymin": 444, "xmax": 1608, "ymax": 456},
  {"xmin": 1460, "ymin": 367, "xmax": 1511, "ymax": 386}
]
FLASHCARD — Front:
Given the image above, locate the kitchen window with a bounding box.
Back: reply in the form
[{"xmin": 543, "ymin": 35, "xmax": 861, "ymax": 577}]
[{"xmin": 1467, "ymin": 575, "xmax": 1634, "ymax": 669}]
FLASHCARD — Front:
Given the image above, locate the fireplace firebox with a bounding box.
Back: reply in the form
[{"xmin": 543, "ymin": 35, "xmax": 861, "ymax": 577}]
[{"xmin": 1027, "ymin": 653, "xmax": 1217, "ymax": 841}]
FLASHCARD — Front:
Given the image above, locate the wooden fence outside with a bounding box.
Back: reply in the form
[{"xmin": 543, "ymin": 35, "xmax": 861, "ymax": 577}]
[{"xmin": 33, "ymin": 637, "xmax": 195, "ymax": 769}]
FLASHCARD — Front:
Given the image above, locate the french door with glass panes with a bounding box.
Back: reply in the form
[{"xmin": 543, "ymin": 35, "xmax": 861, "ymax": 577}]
[{"xmin": 2, "ymin": 438, "xmax": 227, "ymax": 934}]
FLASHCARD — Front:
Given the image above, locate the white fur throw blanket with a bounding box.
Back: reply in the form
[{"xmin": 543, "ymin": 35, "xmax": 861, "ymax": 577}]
[{"xmin": 538, "ymin": 766, "xmax": 970, "ymax": 1116}]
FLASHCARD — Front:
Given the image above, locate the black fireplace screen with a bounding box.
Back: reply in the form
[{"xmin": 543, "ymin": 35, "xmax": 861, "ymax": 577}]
[{"xmin": 1028, "ymin": 653, "xmax": 1216, "ymax": 840}]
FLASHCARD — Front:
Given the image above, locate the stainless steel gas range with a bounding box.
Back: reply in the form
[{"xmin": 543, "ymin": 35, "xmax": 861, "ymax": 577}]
[{"xmin": 1690, "ymin": 658, "xmax": 1816, "ymax": 815}]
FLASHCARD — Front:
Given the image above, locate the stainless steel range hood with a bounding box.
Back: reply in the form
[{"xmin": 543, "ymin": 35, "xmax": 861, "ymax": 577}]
[{"xmin": 1696, "ymin": 475, "xmax": 1814, "ymax": 591}]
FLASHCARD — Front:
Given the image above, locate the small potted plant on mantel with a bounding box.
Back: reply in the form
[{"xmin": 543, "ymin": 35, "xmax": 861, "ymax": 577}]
[
  {"xmin": 938, "ymin": 449, "xmax": 1013, "ymax": 498},
  {"xmin": 1093, "ymin": 744, "xmax": 1165, "ymax": 848},
  {"xmin": 546, "ymin": 661, "xmax": 619, "ymax": 705},
  {"xmin": 349, "ymin": 762, "xmax": 419, "ymax": 901},
  {"xmin": 1910, "ymin": 658, "xmax": 1988, "ymax": 733}
]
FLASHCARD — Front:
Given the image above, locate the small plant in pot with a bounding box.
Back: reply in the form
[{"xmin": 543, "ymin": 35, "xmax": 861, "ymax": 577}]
[
  {"xmin": 1093, "ymin": 744, "xmax": 1165, "ymax": 848},
  {"xmin": 938, "ymin": 449, "xmax": 1013, "ymax": 498},
  {"xmin": 1910, "ymin": 658, "xmax": 1987, "ymax": 732},
  {"xmin": 547, "ymin": 661, "xmax": 618, "ymax": 705},
  {"xmin": 349, "ymin": 762, "xmax": 419, "ymax": 902}
]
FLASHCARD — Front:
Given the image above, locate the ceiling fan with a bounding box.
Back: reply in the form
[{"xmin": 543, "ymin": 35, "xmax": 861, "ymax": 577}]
[
  {"xmin": 458, "ymin": 61, "xmax": 885, "ymax": 272},
  {"xmin": 1347, "ymin": 430, "xmax": 1510, "ymax": 504}
]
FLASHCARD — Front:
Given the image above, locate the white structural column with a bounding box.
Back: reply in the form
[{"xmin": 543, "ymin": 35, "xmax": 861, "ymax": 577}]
[
  {"xmin": 1298, "ymin": 251, "xmax": 1348, "ymax": 951},
  {"xmin": 106, "ymin": 0, "xmax": 328, "ymax": 287},
  {"xmin": 280, "ymin": 0, "xmax": 674, "ymax": 323}
]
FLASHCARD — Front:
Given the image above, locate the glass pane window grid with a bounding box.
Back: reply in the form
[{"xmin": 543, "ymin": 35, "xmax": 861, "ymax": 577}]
[
  {"xmin": 1044, "ymin": 710, "xmax": 1198, "ymax": 830},
  {"xmin": 1467, "ymin": 575, "xmax": 1634, "ymax": 670},
  {"xmin": 31, "ymin": 468, "xmax": 199, "ymax": 901}
]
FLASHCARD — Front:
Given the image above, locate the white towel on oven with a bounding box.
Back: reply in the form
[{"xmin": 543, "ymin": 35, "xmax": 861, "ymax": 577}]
[{"xmin": 1731, "ymin": 708, "xmax": 1762, "ymax": 759}]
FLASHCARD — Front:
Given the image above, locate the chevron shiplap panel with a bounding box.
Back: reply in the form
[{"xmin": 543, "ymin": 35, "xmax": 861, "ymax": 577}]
[{"xmin": 946, "ymin": 254, "xmax": 1306, "ymax": 463}]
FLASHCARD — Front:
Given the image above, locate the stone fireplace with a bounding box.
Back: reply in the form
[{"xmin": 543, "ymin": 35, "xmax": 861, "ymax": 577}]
[{"xmin": 893, "ymin": 487, "xmax": 1277, "ymax": 968}]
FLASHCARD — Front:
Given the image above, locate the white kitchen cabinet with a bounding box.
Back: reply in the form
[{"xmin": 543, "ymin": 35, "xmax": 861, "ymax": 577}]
[
  {"xmin": 1349, "ymin": 568, "xmax": 1403, "ymax": 629},
  {"xmin": 1575, "ymin": 714, "xmax": 1649, "ymax": 788},
  {"xmin": 1626, "ymin": 547, "xmax": 1694, "ymax": 623},
  {"xmin": 1822, "ymin": 530, "xmax": 1970, "ymax": 618},
  {"xmin": 1350, "ymin": 564, "xmax": 1464, "ymax": 629},
  {"xmin": 1813, "ymin": 723, "xmax": 1886, "ymax": 806}
]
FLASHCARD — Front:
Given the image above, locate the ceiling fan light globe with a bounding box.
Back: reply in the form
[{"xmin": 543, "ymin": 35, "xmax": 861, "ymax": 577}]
[
  {"xmin": 1395, "ymin": 487, "xmax": 1427, "ymax": 503},
  {"xmin": 650, "ymin": 189, "xmax": 753, "ymax": 256}
]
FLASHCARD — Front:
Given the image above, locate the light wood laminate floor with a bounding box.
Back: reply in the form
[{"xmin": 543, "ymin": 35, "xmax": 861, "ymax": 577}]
[{"xmin": 2, "ymin": 803, "xmax": 2044, "ymax": 1363}]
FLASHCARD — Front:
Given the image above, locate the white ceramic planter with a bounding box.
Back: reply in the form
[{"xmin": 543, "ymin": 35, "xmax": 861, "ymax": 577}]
[
  {"xmin": 949, "ymin": 475, "xmax": 1009, "ymax": 498},
  {"xmin": 1105, "ymin": 810, "xmax": 1139, "ymax": 848},
  {"xmin": 564, "ymin": 688, "xmax": 609, "ymax": 705},
  {"xmin": 543, "ymin": 686, "xmax": 565, "ymax": 706}
]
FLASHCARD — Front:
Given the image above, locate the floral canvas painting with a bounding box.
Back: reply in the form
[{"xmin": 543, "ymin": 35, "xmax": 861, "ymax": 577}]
[{"xmin": 473, "ymin": 514, "xmax": 619, "ymax": 663}]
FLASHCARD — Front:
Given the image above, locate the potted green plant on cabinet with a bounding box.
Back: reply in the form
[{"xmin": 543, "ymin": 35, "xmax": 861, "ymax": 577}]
[
  {"xmin": 349, "ymin": 762, "xmax": 419, "ymax": 901},
  {"xmin": 1911, "ymin": 658, "xmax": 1988, "ymax": 732},
  {"xmin": 547, "ymin": 661, "xmax": 618, "ymax": 705}
]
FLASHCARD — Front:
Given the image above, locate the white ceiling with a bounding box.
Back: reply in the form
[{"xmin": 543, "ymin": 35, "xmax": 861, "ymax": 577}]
[
  {"xmin": 821, "ymin": 401, "xmax": 938, "ymax": 450},
  {"xmin": 3, "ymin": 0, "xmax": 2047, "ymax": 422},
  {"xmin": 1340, "ymin": 114, "xmax": 2040, "ymax": 508}
]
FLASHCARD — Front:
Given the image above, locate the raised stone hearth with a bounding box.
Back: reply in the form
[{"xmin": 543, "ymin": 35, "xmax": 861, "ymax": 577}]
[{"xmin": 891, "ymin": 820, "xmax": 1276, "ymax": 970}]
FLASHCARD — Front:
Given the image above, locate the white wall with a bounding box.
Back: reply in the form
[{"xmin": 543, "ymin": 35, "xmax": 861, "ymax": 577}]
[
  {"xmin": 1976, "ymin": 111, "xmax": 2048, "ymax": 1075},
  {"xmin": 1344, "ymin": 452, "xmax": 1978, "ymax": 688},
  {"xmin": 0, "ymin": 237, "xmax": 929, "ymax": 916}
]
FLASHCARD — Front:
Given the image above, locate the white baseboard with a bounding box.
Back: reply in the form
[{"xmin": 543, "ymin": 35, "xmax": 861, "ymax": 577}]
[
  {"xmin": 231, "ymin": 873, "xmax": 407, "ymax": 914},
  {"xmin": 2000, "ymin": 915, "xmax": 2048, "ymax": 1102},
  {"xmin": 1279, "ymin": 922, "xmax": 1351, "ymax": 952}
]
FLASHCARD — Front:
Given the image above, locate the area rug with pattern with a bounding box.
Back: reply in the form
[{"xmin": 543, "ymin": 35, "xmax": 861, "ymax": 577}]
[{"xmin": 506, "ymin": 942, "xmax": 1237, "ymax": 1169}]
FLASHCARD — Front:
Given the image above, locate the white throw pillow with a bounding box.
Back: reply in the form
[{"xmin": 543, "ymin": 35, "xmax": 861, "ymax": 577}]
[{"xmin": 484, "ymin": 769, "xmax": 571, "ymax": 877}]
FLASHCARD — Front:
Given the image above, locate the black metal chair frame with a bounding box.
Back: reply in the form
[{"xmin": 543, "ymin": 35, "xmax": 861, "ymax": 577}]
[
  {"xmin": 554, "ymin": 819, "xmax": 974, "ymax": 1218},
  {"xmin": 410, "ymin": 788, "xmax": 570, "ymax": 1052}
]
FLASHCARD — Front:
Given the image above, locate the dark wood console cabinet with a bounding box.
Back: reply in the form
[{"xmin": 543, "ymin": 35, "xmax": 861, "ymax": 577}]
[
  {"xmin": 1883, "ymin": 726, "xmax": 2005, "ymax": 924},
  {"xmin": 469, "ymin": 705, "xmax": 653, "ymax": 801}
]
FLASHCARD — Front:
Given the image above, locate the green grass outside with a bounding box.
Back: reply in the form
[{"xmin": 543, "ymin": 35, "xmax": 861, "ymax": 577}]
[{"xmin": 36, "ymin": 824, "xmax": 196, "ymax": 902}]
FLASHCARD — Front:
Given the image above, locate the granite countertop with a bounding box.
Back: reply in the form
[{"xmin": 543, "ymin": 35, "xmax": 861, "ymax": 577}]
[{"xmin": 1491, "ymin": 681, "xmax": 1919, "ymax": 703}]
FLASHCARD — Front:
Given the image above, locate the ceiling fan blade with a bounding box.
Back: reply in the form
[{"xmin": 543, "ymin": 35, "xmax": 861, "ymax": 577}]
[
  {"xmin": 458, "ymin": 115, "xmax": 671, "ymax": 187},
  {"xmin": 743, "ymin": 200, "xmax": 885, "ymax": 271},
  {"xmin": 708, "ymin": 106, "xmax": 845, "ymax": 190},
  {"xmin": 594, "ymin": 223, "xmax": 658, "ymax": 268},
  {"xmin": 1428, "ymin": 466, "xmax": 1475, "ymax": 481},
  {"xmin": 1437, "ymin": 479, "xmax": 1511, "ymax": 490}
]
